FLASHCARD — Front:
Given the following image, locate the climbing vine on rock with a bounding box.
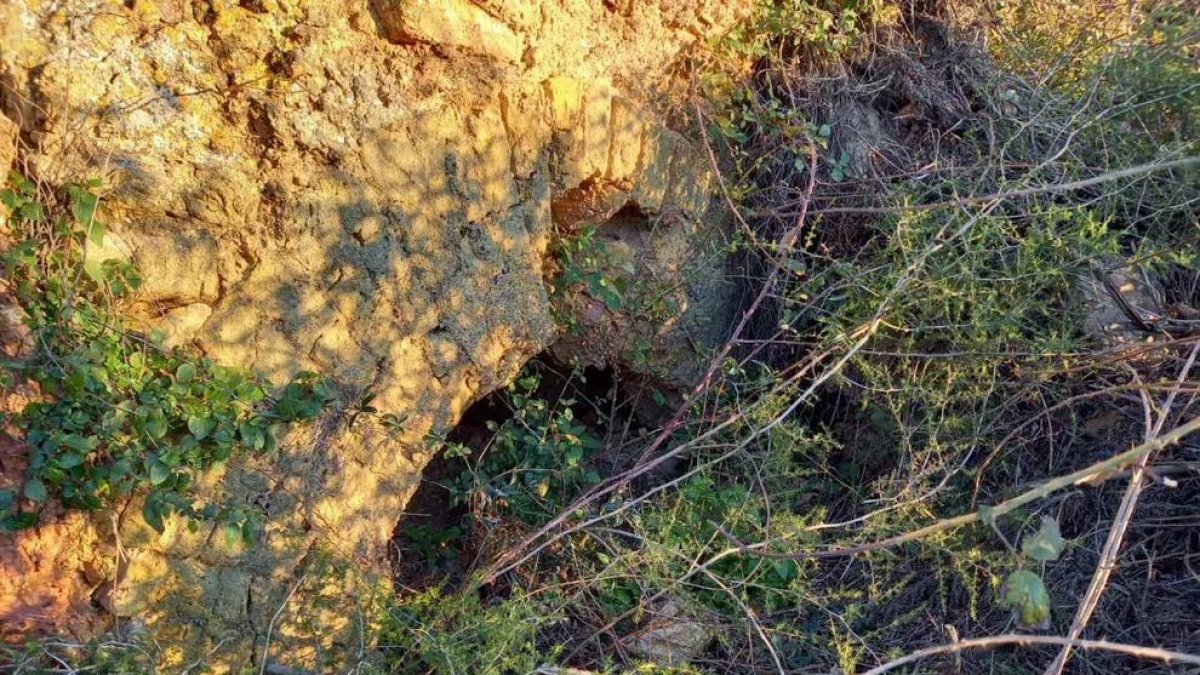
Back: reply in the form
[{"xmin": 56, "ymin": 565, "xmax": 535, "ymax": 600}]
[{"xmin": 0, "ymin": 173, "xmax": 330, "ymax": 535}]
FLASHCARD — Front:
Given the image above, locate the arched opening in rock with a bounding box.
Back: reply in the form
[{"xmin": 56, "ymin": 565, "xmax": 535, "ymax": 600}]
[
  {"xmin": 600, "ymin": 201, "xmax": 652, "ymax": 231},
  {"xmin": 389, "ymin": 352, "xmax": 674, "ymax": 594}
]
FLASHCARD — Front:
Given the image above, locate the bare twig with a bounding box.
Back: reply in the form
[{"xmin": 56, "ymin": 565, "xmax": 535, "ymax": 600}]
[
  {"xmin": 756, "ymin": 156, "xmax": 1200, "ymax": 217},
  {"xmin": 259, "ymin": 573, "xmax": 307, "ymax": 675},
  {"xmin": 693, "ymin": 565, "xmax": 785, "ymax": 675},
  {"xmin": 972, "ymin": 374, "xmax": 1200, "ymax": 504},
  {"xmin": 864, "ymin": 634, "xmax": 1200, "ymax": 675},
  {"xmin": 728, "ymin": 414, "xmax": 1200, "ymax": 559}
]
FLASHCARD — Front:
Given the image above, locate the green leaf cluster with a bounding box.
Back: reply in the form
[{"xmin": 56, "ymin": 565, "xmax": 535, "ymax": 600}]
[
  {"xmin": 552, "ymin": 224, "xmax": 629, "ymax": 328},
  {"xmin": 1, "ymin": 174, "xmax": 332, "ymax": 533},
  {"xmin": 377, "ymin": 585, "xmax": 558, "ymax": 675},
  {"xmin": 449, "ymin": 367, "xmax": 602, "ymax": 526},
  {"xmin": 999, "ymin": 516, "xmax": 1066, "ymax": 630}
]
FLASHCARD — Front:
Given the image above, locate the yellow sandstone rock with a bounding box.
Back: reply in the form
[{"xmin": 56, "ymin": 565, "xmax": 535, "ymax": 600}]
[{"xmin": 373, "ymin": 0, "xmax": 524, "ymax": 62}]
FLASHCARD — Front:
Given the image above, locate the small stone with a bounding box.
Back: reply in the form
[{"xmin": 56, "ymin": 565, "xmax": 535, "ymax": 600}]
[
  {"xmin": 372, "ymin": 0, "xmax": 524, "ymax": 62},
  {"xmin": 627, "ymin": 601, "xmax": 712, "ymax": 666},
  {"xmin": 156, "ymin": 303, "xmax": 213, "ymax": 349}
]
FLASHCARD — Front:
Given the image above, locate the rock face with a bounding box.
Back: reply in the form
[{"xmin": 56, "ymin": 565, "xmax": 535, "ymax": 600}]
[
  {"xmin": 0, "ymin": 0, "xmax": 747, "ymax": 668},
  {"xmin": 0, "ymin": 283, "xmax": 110, "ymax": 644}
]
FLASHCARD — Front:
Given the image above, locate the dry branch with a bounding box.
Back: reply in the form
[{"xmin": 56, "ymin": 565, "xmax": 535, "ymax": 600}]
[
  {"xmin": 755, "ymin": 156, "xmax": 1200, "ymax": 217},
  {"xmin": 864, "ymin": 634, "xmax": 1200, "ymax": 675},
  {"xmin": 728, "ymin": 414, "xmax": 1200, "ymax": 559}
]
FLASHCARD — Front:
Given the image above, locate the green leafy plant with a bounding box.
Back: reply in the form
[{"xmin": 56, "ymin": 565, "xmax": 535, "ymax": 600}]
[
  {"xmin": 377, "ymin": 585, "xmax": 559, "ymax": 675},
  {"xmin": 1001, "ymin": 569, "xmax": 1051, "ymax": 630},
  {"xmin": 404, "ymin": 522, "xmax": 467, "ymax": 571},
  {"xmin": 552, "ymin": 224, "xmax": 629, "ymax": 330},
  {"xmin": 828, "ymin": 149, "xmax": 852, "ymax": 182},
  {"xmin": 0, "ymin": 636, "xmax": 159, "ymax": 673},
  {"xmin": 1000, "ymin": 516, "xmax": 1065, "ymax": 630},
  {"xmin": 0, "ymin": 173, "xmax": 331, "ymax": 534},
  {"xmin": 347, "ymin": 389, "xmax": 411, "ymax": 439},
  {"xmin": 449, "ymin": 369, "xmax": 602, "ymax": 526}
]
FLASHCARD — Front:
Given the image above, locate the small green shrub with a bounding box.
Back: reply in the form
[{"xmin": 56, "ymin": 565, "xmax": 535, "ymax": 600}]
[
  {"xmin": 0, "ymin": 173, "xmax": 331, "ymax": 534},
  {"xmin": 377, "ymin": 585, "xmax": 559, "ymax": 675},
  {"xmin": 0, "ymin": 637, "xmax": 158, "ymax": 674},
  {"xmin": 705, "ymin": 0, "xmax": 897, "ymax": 83},
  {"xmin": 638, "ymin": 474, "xmax": 806, "ymax": 611},
  {"xmin": 552, "ymin": 224, "xmax": 629, "ymax": 331},
  {"xmin": 448, "ymin": 368, "xmax": 602, "ymax": 526},
  {"xmin": 404, "ymin": 522, "xmax": 466, "ymax": 570}
]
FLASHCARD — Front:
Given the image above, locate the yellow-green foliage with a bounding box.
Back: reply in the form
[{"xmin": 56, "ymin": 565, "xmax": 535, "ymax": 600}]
[{"xmin": 376, "ymin": 585, "xmax": 560, "ymax": 675}]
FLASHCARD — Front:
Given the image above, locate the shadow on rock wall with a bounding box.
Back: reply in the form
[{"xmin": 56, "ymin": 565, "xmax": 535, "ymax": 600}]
[{"xmin": 97, "ymin": 105, "xmax": 560, "ymax": 671}]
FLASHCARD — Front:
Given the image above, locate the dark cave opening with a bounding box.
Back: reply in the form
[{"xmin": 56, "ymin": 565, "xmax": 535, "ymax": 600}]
[{"xmin": 388, "ymin": 351, "xmax": 664, "ymax": 594}]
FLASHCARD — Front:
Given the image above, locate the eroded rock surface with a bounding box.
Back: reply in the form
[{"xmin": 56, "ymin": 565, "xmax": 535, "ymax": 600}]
[{"xmin": 0, "ymin": 0, "xmax": 747, "ymax": 667}]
